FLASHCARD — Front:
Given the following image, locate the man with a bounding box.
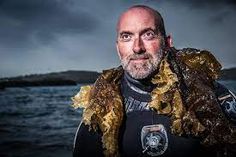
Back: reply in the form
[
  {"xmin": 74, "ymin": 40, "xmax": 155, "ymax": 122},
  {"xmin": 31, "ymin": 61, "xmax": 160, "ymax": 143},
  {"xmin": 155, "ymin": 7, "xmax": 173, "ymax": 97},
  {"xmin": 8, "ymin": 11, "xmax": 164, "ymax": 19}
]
[{"xmin": 72, "ymin": 5, "xmax": 236, "ymax": 157}]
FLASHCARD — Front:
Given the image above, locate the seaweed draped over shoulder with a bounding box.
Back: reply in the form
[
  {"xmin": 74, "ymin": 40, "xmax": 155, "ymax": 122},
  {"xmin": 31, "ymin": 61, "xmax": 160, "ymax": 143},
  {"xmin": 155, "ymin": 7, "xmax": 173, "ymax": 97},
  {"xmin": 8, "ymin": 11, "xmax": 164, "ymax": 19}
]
[{"xmin": 72, "ymin": 48, "xmax": 236, "ymax": 157}]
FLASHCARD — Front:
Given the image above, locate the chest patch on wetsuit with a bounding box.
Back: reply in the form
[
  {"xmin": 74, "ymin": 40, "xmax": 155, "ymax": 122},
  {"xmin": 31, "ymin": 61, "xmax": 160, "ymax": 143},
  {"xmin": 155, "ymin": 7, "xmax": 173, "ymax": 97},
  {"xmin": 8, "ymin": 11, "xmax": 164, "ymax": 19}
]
[
  {"xmin": 218, "ymin": 89, "xmax": 236, "ymax": 123},
  {"xmin": 141, "ymin": 124, "xmax": 168, "ymax": 156}
]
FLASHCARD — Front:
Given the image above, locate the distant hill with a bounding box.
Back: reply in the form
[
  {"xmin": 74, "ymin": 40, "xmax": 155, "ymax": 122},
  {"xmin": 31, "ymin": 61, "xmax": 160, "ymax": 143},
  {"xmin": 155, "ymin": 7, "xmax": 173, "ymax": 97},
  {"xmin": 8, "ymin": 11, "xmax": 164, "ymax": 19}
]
[
  {"xmin": 0, "ymin": 68, "xmax": 235, "ymax": 89},
  {"xmin": 219, "ymin": 68, "xmax": 236, "ymax": 80},
  {"xmin": 0, "ymin": 70, "xmax": 100, "ymax": 88}
]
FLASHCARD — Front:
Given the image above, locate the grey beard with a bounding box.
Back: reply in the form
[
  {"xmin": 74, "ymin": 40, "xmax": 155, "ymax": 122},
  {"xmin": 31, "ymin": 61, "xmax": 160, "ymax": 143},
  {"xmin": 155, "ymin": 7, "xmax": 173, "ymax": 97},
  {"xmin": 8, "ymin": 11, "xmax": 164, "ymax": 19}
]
[{"xmin": 121, "ymin": 49, "xmax": 163, "ymax": 79}]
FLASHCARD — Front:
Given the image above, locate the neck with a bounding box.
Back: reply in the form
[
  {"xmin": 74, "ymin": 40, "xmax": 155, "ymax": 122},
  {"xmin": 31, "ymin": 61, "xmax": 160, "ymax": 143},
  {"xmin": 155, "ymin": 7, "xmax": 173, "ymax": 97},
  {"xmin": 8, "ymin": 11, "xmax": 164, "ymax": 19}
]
[{"xmin": 124, "ymin": 71, "xmax": 155, "ymax": 93}]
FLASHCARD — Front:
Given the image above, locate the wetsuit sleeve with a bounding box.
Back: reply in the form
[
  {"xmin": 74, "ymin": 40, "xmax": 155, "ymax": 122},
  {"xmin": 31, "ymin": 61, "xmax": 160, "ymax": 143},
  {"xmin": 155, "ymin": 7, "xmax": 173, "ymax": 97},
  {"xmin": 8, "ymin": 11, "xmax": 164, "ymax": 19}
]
[
  {"xmin": 214, "ymin": 81, "xmax": 236, "ymax": 124},
  {"xmin": 73, "ymin": 122, "xmax": 104, "ymax": 157}
]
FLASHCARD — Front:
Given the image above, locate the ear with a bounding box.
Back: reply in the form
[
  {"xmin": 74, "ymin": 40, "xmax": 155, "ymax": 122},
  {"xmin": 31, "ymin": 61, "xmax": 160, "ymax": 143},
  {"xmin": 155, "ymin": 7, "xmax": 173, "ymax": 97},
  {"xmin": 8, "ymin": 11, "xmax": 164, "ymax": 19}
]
[
  {"xmin": 166, "ymin": 34, "xmax": 173, "ymax": 48},
  {"xmin": 116, "ymin": 40, "xmax": 118, "ymax": 52},
  {"xmin": 116, "ymin": 40, "xmax": 121, "ymax": 59}
]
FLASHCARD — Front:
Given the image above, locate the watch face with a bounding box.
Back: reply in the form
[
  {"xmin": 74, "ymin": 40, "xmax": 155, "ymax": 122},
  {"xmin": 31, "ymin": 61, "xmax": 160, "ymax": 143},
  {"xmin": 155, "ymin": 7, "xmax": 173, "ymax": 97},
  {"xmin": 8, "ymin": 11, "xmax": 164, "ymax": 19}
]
[{"xmin": 141, "ymin": 124, "xmax": 168, "ymax": 156}]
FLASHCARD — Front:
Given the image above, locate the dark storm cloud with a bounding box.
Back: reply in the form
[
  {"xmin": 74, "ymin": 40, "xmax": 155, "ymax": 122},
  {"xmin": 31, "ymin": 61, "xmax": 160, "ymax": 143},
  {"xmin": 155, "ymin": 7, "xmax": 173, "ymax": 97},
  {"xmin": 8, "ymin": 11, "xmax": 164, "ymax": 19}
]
[
  {"xmin": 163, "ymin": 0, "xmax": 236, "ymax": 8},
  {"xmin": 171, "ymin": 0, "xmax": 236, "ymax": 25},
  {"xmin": 0, "ymin": 0, "xmax": 99, "ymax": 49},
  {"xmin": 0, "ymin": 0, "xmax": 235, "ymax": 77}
]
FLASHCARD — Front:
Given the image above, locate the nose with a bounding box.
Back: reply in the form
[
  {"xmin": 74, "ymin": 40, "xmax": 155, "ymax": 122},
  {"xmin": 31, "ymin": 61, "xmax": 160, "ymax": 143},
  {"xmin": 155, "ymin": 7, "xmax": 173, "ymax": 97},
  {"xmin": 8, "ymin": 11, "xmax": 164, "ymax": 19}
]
[{"xmin": 132, "ymin": 37, "xmax": 146, "ymax": 54}]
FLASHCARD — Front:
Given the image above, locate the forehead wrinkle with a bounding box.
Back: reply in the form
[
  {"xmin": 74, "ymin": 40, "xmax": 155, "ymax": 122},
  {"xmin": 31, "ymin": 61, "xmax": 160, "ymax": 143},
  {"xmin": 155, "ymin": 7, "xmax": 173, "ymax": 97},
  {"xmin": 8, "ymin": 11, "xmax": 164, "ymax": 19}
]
[
  {"xmin": 116, "ymin": 8, "xmax": 156, "ymax": 34},
  {"xmin": 116, "ymin": 6, "xmax": 166, "ymax": 39}
]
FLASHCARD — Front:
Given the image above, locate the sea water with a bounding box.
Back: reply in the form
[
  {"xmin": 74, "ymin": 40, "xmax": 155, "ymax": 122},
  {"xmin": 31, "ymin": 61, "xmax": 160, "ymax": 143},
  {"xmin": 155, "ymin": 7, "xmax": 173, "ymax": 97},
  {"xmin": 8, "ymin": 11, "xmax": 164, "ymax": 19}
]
[
  {"xmin": 0, "ymin": 81, "xmax": 235, "ymax": 157},
  {"xmin": 0, "ymin": 85, "xmax": 83, "ymax": 157}
]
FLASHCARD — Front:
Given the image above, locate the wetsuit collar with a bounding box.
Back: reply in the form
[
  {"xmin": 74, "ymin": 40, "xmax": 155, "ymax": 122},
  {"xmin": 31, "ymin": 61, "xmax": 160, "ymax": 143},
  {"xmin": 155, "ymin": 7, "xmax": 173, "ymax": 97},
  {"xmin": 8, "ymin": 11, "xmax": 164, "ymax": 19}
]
[{"xmin": 123, "ymin": 71, "xmax": 155, "ymax": 94}]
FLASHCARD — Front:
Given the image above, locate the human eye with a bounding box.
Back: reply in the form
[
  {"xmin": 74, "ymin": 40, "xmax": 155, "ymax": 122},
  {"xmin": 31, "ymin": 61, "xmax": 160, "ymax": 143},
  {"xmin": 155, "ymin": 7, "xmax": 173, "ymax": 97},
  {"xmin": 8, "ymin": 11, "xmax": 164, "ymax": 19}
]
[
  {"xmin": 142, "ymin": 30, "xmax": 156, "ymax": 40},
  {"xmin": 120, "ymin": 33, "xmax": 132, "ymax": 42}
]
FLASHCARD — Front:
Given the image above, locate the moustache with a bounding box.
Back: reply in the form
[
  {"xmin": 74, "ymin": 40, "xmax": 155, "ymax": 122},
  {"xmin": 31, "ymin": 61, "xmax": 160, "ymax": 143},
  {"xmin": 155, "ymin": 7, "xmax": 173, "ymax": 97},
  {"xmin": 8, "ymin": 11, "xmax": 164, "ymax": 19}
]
[{"xmin": 128, "ymin": 53, "xmax": 152, "ymax": 60}]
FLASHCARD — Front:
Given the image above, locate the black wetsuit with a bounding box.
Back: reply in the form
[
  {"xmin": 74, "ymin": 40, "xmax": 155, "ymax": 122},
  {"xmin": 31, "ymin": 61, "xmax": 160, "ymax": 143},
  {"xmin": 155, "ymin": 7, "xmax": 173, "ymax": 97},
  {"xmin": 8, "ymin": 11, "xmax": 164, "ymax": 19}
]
[{"xmin": 73, "ymin": 72, "xmax": 236, "ymax": 157}]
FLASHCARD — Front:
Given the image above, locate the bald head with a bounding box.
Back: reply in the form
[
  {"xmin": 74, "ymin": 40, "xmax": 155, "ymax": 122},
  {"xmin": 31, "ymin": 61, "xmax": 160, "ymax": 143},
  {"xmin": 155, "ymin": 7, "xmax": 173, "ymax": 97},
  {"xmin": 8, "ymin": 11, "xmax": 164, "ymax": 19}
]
[{"xmin": 117, "ymin": 5, "xmax": 166, "ymax": 38}]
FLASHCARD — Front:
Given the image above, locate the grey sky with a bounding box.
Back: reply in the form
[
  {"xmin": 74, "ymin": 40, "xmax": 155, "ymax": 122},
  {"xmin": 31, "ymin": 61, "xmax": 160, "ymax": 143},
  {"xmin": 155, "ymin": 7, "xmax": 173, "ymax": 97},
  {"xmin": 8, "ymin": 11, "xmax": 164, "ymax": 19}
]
[{"xmin": 0, "ymin": 0, "xmax": 235, "ymax": 77}]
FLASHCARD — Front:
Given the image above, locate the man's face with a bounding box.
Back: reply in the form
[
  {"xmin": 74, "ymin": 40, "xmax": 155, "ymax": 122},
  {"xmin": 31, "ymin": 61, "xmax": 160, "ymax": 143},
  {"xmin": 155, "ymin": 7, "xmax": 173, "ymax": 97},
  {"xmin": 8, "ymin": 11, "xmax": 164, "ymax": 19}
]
[{"xmin": 116, "ymin": 8, "xmax": 164, "ymax": 79}]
